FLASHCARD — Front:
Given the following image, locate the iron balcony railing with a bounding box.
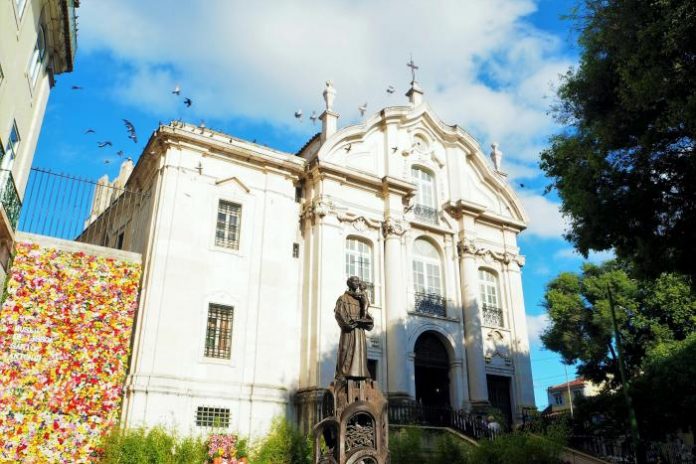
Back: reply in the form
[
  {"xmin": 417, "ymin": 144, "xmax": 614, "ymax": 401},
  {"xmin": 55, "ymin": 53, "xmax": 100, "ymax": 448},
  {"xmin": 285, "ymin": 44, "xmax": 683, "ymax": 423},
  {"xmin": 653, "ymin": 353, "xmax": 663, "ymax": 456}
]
[
  {"xmin": 413, "ymin": 291, "xmax": 449, "ymax": 318},
  {"xmin": 413, "ymin": 204, "xmax": 438, "ymax": 224},
  {"xmin": 0, "ymin": 170, "xmax": 22, "ymax": 231},
  {"xmin": 482, "ymin": 304, "xmax": 504, "ymax": 327}
]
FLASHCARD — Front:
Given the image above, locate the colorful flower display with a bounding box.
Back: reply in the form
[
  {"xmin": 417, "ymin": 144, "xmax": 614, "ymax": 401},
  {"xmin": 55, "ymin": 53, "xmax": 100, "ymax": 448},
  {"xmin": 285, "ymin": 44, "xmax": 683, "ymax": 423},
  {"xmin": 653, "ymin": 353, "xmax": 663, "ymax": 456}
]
[
  {"xmin": 208, "ymin": 434, "xmax": 239, "ymax": 464},
  {"xmin": 0, "ymin": 241, "xmax": 141, "ymax": 463}
]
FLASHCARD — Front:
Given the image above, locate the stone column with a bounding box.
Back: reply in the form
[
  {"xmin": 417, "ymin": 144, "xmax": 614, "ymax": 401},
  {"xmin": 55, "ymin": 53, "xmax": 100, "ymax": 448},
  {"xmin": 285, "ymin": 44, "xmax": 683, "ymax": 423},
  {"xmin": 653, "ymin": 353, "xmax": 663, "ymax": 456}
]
[
  {"xmin": 458, "ymin": 238, "xmax": 489, "ymax": 406},
  {"xmin": 383, "ymin": 217, "xmax": 410, "ymax": 400},
  {"xmin": 504, "ymin": 255, "xmax": 535, "ymax": 411},
  {"xmin": 450, "ymin": 359, "xmax": 466, "ymax": 408}
]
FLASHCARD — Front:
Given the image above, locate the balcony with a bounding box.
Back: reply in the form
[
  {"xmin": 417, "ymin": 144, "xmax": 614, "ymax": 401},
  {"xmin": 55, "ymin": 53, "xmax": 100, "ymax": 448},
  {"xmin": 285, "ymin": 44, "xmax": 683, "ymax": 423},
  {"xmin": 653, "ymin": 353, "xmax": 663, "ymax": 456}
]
[
  {"xmin": 482, "ymin": 304, "xmax": 504, "ymax": 327},
  {"xmin": 413, "ymin": 204, "xmax": 438, "ymax": 224},
  {"xmin": 0, "ymin": 170, "xmax": 21, "ymax": 231},
  {"xmin": 413, "ymin": 291, "xmax": 449, "ymax": 318}
]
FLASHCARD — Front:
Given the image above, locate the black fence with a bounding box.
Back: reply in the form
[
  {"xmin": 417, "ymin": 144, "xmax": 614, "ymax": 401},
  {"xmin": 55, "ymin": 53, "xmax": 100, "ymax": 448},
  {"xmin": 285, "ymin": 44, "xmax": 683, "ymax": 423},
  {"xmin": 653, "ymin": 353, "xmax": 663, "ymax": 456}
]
[
  {"xmin": 17, "ymin": 167, "xmax": 148, "ymax": 247},
  {"xmin": 388, "ymin": 402, "xmax": 502, "ymax": 441}
]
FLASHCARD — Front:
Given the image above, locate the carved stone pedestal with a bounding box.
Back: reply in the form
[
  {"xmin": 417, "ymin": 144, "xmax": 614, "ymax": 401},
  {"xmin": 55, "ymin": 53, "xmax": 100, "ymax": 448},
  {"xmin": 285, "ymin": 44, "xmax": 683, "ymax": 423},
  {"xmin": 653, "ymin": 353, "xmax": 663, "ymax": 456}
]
[{"xmin": 313, "ymin": 378, "xmax": 389, "ymax": 464}]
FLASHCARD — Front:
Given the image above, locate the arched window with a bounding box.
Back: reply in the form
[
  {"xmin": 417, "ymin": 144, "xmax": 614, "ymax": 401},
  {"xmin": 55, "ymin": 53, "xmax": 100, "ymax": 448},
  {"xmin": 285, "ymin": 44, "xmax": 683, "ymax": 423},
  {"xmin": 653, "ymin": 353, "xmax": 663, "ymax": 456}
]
[
  {"xmin": 412, "ymin": 239, "xmax": 446, "ymax": 316},
  {"xmin": 411, "ymin": 166, "xmax": 437, "ymax": 223},
  {"xmin": 479, "ymin": 269, "xmax": 503, "ymax": 327},
  {"xmin": 346, "ymin": 237, "xmax": 373, "ymax": 300}
]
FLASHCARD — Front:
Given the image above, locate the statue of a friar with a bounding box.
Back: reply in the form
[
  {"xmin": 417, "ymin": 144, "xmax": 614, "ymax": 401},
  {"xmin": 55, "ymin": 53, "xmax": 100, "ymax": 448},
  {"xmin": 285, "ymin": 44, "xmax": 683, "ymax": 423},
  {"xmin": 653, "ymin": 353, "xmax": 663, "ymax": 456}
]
[{"xmin": 335, "ymin": 276, "xmax": 374, "ymax": 380}]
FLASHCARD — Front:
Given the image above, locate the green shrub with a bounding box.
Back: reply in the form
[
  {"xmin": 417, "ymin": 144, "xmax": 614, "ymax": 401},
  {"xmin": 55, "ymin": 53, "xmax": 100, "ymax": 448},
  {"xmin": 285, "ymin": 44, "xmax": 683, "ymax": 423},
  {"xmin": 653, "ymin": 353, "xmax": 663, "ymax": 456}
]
[
  {"xmin": 252, "ymin": 417, "xmax": 311, "ymax": 464},
  {"xmin": 389, "ymin": 427, "xmax": 425, "ymax": 464},
  {"xmin": 470, "ymin": 432, "xmax": 564, "ymax": 464},
  {"xmin": 432, "ymin": 432, "xmax": 470, "ymax": 464},
  {"xmin": 100, "ymin": 426, "xmax": 207, "ymax": 464}
]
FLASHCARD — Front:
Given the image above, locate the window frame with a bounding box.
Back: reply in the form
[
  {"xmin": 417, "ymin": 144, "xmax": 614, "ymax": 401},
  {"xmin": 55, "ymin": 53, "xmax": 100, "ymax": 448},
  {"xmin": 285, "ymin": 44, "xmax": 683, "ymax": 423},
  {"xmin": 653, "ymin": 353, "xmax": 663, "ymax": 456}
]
[
  {"xmin": 553, "ymin": 393, "xmax": 563, "ymax": 405},
  {"xmin": 195, "ymin": 406, "xmax": 230, "ymax": 429},
  {"xmin": 27, "ymin": 25, "xmax": 47, "ymax": 88},
  {"xmin": 1, "ymin": 121, "xmax": 20, "ymax": 171},
  {"xmin": 412, "ymin": 238, "xmax": 443, "ymax": 297},
  {"xmin": 214, "ymin": 199, "xmax": 242, "ymax": 251},
  {"xmin": 204, "ymin": 303, "xmax": 234, "ymax": 360},
  {"xmin": 479, "ymin": 268, "xmax": 504, "ymax": 327}
]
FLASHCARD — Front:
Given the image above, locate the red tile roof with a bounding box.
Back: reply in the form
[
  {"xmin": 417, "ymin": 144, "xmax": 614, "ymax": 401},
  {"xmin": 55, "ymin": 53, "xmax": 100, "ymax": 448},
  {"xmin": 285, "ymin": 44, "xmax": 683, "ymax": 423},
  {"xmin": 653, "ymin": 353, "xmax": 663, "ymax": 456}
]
[{"xmin": 548, "ymin": 378, "xmax": 586, "ymax": 391}]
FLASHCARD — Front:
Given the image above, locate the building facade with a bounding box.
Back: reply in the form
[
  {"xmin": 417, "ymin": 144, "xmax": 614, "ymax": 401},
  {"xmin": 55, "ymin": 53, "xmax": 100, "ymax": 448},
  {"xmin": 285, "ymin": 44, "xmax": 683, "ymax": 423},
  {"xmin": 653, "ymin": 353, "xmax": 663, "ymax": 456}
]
[
  {"xmin": 88, "ymin": 82, "xmax": 535, "ymax": 438},
  {"xmin": 546, "ymin": 378, "xmax": 602, "ymax": 414},
  {"xmin": 0, "ymin": 0, "xmax": 78, "ymax": 278}
]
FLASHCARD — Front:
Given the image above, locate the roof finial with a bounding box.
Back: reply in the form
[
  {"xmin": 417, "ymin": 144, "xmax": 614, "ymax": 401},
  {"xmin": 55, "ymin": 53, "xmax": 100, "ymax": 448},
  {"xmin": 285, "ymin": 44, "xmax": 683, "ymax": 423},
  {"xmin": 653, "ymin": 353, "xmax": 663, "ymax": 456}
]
[
  {"xmin": 405, "ymin": 54, "xmax": 424, "ymax": 106},
  {"xmin": 321, "ymin": 81, "xmax": 339, "ymax": 142},
  {"xmin": 490, "ymin": 142, "xmax": 503, "ymax": 172},
  {"xmin": 407, "ymin": 54, "xmax": 419, "ymax": 83},
  {"xmin": 323, "ymin": 80, "xmax": 336, "ymax": 112}
]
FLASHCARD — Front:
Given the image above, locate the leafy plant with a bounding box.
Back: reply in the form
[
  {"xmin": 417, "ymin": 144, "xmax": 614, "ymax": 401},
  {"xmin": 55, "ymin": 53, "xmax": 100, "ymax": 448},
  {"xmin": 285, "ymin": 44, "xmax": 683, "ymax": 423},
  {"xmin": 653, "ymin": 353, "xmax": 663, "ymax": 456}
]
[
  {"xmin": 470, "ymin": 432, "xmax": 565, "ymax": 464},
  {"xmin": 432, "ymin": 432, "xmax": 469, "ymax": 464},
  {"xmin": 389, "ymin": 427, "xmax": 425, "ymax": 464},
  {"xmin": 100, "ymin": 426, "xmax": 207, "ymax": 464},
  {"xmin": 252, "ymin": 417, "xmax": 310, "ymax": 464}
]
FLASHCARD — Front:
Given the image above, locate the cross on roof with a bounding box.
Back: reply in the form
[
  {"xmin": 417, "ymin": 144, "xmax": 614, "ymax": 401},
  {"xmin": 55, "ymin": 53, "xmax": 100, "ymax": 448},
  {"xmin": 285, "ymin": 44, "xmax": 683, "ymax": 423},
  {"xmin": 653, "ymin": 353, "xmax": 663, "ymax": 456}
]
[{"xmin": 407, "ymin": 55, "xmax": 419, "ymax": 82}]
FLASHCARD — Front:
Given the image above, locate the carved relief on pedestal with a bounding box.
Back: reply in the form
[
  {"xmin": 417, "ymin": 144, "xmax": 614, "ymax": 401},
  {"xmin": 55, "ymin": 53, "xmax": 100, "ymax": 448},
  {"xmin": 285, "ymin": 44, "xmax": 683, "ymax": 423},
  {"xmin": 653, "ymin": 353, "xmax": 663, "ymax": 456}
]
[{"xmin": 484, "ymin": 329, "xmax": 512, "ymax": 366}]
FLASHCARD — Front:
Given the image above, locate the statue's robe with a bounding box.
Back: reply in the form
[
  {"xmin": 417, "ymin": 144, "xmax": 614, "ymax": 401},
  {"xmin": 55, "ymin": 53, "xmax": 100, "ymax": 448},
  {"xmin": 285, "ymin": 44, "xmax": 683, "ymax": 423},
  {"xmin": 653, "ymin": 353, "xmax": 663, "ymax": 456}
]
[{"xmin": 335, "ymin": 291, "xmax": 373, "ymax": 379}]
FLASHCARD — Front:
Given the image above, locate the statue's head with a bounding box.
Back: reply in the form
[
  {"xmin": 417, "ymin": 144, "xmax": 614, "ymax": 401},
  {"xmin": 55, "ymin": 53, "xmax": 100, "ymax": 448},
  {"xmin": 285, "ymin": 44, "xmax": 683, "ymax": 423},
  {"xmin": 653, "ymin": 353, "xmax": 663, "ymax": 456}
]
[{"xmin": 346, "ymin": 276, "xmax": 361, "ymax": 291}]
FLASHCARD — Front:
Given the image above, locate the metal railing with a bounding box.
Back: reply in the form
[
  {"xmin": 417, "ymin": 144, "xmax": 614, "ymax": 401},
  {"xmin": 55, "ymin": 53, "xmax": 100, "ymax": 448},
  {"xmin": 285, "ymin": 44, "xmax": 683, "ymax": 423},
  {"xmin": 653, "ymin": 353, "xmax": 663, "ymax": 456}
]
[
  {"xmin": 388, "ymin": 402, "xmax": 502, "ymax": 441},
  {"xmin": 413, "ymin": 204, "xmax": 438, "ymax": 224},
  {"xmin": 413, "ymin": 291, "xmax": 449, "ymax": 317},
  {"xmin": 482, "ymin": 304, "xmax": 504, "ymax": 327},
  {"xmin": 17, "ymin": 167, "xmax": 149, "ymax": 248},
  {"xmin": 0, "ymin": 170, "xmax": 21, "ymax": 230}
]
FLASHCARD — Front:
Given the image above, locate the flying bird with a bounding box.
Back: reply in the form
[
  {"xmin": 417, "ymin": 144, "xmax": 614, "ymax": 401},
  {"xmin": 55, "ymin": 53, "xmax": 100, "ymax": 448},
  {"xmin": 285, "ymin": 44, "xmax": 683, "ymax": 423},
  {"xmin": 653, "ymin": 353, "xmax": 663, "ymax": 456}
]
[
  {"xmin": 71, "ymin": 85, "xmax": 83, "ymax": 90},
  {"xmin": 309, "ymin": 111, "xmax": 318, "ymax": 125},
  {"xmin": 344, "ymin": 143, "xmax": 352, "ymax": 153},
  {"xmin": 172, "ymin": 85, "xmax": 181, "ymax": 95},
  {"xmin": 386, "ymin": 85, "xmax": 395, "ymax": 94},
  {"xmin": 97, "ymin": 141, "xmax": 113, "ymax": 148},
  {"xmin": 84, "ymin": 129, "xmax": 95, "ymax": 134},
  {"xmin": 294, "ymin": 109, "xmax": 303, "ymax": 121},
  {"xmin": 183, "ymin": 97, "xmax": 192, "ymax": 107},
  {"xmin": 519, "ymin": 183, "xmax": 526, "ymax": 188},
  {"xmin": 123, "ymin": 119, "xmax": 138, "ymax": 143},
  {"xmin": 103, "ymin": 159, "xmax": 112, "ymax": 164},
  {"xmin": 358, "ymin": 102, "xmax": 368, "ymax": 117},
  {"xmin": 116, "ymin": 150, "xmax": 125, "ymax": 158},
  {"xmin": 392, "ymin": 146, "xmax": 398, "ymax": 153}
]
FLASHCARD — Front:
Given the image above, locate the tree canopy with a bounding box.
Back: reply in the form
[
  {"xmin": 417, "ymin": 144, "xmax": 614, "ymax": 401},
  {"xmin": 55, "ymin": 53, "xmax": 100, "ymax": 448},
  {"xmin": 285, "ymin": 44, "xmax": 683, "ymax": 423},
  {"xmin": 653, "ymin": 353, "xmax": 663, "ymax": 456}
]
[
  {"xmin": 541, "ymin": 261, "xmax": 696, "ymax": 386},
  {"xmin": 540, "ymin": 0, "xmax": 696, "ymax": 279}
]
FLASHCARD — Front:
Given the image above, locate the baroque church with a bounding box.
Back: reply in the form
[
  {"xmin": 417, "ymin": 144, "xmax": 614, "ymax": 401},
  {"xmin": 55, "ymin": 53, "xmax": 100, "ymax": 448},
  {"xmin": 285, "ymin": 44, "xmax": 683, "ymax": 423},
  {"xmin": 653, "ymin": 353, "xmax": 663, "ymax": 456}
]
[{"xmin": 86, "ymin": 78, "xmax": 535, "ymax": 437}]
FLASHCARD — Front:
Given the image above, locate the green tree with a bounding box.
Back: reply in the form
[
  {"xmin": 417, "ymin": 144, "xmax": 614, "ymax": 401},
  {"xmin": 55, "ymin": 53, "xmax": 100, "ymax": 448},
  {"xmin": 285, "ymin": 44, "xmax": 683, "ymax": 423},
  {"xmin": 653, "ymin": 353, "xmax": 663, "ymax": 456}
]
[
  {"xmin": 252, "ymin": 417, "xmax": 310, "ymax": 464},
  {"xmin": 541, "ymin": 262, "xmax": 696, "ymax": 385},
  {"xmin": 540, "ymin": 0, "xmax": 696, "ymax": 280}
]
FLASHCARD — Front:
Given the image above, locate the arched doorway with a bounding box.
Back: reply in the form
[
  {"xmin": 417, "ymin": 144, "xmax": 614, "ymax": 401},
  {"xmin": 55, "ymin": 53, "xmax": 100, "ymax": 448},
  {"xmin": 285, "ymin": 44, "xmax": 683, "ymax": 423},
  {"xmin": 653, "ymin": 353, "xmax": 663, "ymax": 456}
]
[{"xmin": 414, "ymin": 331, "xmax": 450, "ymax": 408}]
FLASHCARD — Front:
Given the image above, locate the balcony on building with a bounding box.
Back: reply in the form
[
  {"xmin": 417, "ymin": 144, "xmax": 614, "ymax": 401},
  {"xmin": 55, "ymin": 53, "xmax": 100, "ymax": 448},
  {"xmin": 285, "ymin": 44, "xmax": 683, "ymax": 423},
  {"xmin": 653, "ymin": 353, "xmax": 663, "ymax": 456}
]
[
  {"xmin": 0, "ymin": 170, "xmax": 22, "ymax": 273},
  {"xmin": 413, "ymin": 291, "xmax": 449, "ymax": 318},
  {"xmin": 482, "ymin": 303, "xmax": 504, "ymax": 327},
  {"xmin": 413, "ymin": 204, "xmax": 438, "ymax": 224}
]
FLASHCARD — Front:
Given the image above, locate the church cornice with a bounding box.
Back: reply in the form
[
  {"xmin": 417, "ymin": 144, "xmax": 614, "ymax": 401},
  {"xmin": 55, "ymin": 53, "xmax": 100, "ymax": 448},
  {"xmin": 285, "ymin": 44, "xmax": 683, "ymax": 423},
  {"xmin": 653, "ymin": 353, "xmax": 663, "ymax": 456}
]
[
  {"xmin": 444, "ymin": 200, "xmax": 526, "ymax": 231},
  {"xmin": 457, "ymin": 238, "xmax": 526, "ymax": 267}
]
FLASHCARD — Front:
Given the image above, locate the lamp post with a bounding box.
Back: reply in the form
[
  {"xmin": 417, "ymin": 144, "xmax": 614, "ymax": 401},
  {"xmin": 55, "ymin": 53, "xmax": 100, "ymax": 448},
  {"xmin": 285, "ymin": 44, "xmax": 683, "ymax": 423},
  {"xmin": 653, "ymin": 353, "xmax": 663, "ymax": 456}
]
[{"xmin": 607, "ymin": 286, "xmax": 644, "ymax": 464}]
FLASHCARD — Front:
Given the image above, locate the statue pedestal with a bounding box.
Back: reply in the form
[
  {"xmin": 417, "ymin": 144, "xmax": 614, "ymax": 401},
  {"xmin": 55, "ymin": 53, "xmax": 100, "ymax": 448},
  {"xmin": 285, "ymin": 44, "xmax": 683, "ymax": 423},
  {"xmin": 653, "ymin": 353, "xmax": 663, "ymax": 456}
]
[{"xmin": 313, "ymin": 378, "xmax": 389, "ymax": 464}]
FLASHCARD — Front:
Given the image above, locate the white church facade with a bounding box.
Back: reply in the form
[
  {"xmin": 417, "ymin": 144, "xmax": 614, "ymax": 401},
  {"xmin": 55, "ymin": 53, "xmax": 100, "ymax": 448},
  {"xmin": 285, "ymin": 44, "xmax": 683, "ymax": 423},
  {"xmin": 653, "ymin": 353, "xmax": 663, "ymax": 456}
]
[{"xmin": 87, "ymin": 81, "xmax": 535, "ymax": 438}]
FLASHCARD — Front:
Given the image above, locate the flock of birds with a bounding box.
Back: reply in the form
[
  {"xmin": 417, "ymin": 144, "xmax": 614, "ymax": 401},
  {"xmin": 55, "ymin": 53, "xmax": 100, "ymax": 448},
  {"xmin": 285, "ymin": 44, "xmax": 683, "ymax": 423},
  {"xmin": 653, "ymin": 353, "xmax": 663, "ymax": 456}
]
[
  {"xmin": 72, "ymin": 84, "xmax": 194, "ymax": 164},
  {"xmin": 293, "ymin": 85, "xmax": 397, "ymax": 124}
]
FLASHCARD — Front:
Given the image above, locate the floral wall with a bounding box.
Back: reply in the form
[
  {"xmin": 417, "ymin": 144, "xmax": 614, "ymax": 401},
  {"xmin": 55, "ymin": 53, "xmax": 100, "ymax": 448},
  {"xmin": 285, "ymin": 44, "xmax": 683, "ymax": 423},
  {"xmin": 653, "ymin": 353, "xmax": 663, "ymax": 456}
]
[{"xmin": 0, "ymin": 241, "xmax": 141, "ymax": 463}]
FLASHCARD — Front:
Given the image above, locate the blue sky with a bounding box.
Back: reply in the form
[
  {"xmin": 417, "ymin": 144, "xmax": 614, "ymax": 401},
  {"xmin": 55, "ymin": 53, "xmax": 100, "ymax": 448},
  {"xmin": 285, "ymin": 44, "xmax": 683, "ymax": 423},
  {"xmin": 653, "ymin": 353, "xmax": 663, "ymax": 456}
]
[{"xmin": 33, "ymin": 0, "xmax": 608, "ymax": 409}]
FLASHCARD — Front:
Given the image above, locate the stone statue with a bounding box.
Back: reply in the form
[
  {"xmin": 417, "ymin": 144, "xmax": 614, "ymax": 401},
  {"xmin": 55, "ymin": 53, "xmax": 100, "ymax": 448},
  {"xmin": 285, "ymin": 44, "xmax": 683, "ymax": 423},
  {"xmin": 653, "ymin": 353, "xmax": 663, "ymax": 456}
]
[
  {"xmin": 335, "ymin": 277, "xmax": 374, "ymax": 380},
  {"xmin": 313, "ymin": 276, "xmax": 388, "ymax": 464},
  {"xmin": 490, "ymin": 142, "xmax": 502, "ymax": 172},
  {"xmin": 324, "ymin": 80, "xmax": 336, "ymax": 112}
]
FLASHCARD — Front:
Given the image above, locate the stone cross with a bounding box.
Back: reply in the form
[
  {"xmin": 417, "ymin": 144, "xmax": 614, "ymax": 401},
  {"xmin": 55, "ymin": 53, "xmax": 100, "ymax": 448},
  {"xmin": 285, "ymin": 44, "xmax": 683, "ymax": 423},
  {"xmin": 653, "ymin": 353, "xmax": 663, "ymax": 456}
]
[{"xmin": 407, "ymin": 55, "xmax": 419, "ymax": 82}]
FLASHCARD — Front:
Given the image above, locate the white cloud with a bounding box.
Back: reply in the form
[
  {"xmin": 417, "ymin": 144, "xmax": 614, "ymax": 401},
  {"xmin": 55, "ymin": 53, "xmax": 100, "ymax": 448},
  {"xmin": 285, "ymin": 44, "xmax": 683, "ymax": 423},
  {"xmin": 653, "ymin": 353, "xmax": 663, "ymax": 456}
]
[
  {"xmin": 526, "ymin": 313, "xmax": 550, "ymax": 346},
  {"xmin": 77, "ymin": 0, "xmax": 573, "ymax": 168},
  {"xmin": 518, "ymin": 191, "xmax": 569, "ymax": 239},
  {"xmin": 554, "ymin": 247, "xmax": 615, "ymax": 264}
]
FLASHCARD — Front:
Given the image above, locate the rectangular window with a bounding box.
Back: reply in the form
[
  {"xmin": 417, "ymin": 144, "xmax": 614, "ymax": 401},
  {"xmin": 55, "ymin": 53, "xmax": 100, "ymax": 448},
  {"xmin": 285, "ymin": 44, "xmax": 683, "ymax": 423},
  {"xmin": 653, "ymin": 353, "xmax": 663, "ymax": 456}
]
[
  {"xmin": 2, "ymin": 121, "xmax": 20, "ymax": 171},
  {"xmin": 292, "ymin": 243, "xmax": 300, "ymax": 258},
  {"xmin": 204, "ymin": 304, "xmax": 233, "ymax": 359},
  {"xmin": 195, "ymin": 406, "xmax": 230, "ymax": 428},
  {"xmin": 27, "ymin": 27, "xmax": 46, "ymax": 88},
  {"xmin": 215, "ymin": 200, "xmax": 241, "ymax": 250},
  {"xmin": 367, "ymin": 359, "xmax": 378, "ymax": 381},
  {"xmin": 553, "ymin": 393, "xmax": 563, "ymax": 405},
  {"xmin": 15, "ymin": 0, "xmax": 27, "ymax": 19},
  {"xmin": 294, "ymin": 185, "xmax": 302, "ymax": 203}
]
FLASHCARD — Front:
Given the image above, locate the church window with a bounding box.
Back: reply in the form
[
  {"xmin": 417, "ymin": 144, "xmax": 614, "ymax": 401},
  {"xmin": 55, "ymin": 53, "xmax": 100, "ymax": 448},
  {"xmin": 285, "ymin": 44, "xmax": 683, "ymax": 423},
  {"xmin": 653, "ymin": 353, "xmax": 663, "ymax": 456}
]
[
  {"xmin": 204, "ymin": 304, "xmax": 233, "ymax": 359},
  {"xmin": 27, "ymin": 25, "xmax": 47, "ymax": 88},
  {"xmin": 215, "ymin": 200, "xmax": 241, "ymax": 250},
  {"xmin": 411, "ymin": 166, "xmax": 438, "ymax": 224},
  {"xmin": 346, "ymin": 237, "xmax": 374, "ymax": 301},
  {"xmin": 195, "ymin": 406, "xmax": 230, "ymax": 428},
  {"xmin": 479, "ymin": 269, "xmax": 503, "ymax": 327},
  {"xmin": 412, "ymin": 238, "xmax": 447, "ymax": 317}
]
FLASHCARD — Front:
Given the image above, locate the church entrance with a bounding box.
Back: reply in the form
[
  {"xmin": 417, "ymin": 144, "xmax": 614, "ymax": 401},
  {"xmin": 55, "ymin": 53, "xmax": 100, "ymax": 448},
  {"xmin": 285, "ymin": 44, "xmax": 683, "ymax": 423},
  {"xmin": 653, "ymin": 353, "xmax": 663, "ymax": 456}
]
[
  {"xmin": 414, "ymin": 332, "xmax": 450, "ymax": 408},
  {"xmin": 486, "ymin": 374, "xmax": 512, "ymax": 428}
]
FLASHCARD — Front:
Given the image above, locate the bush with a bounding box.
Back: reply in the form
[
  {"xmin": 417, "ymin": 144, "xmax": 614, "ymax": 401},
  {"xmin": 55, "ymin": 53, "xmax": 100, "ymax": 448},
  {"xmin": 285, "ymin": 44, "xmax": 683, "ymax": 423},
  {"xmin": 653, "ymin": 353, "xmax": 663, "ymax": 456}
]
[
  {"xmin": 470, "ymin": 432, "xmax": 564, "ymax": 464},
  {"xmin": 252, "ymin": 417, "xmax": 310, "ymax": 464},
  {"xmin": 432, "ymin": 432, "xmax": 470, "ymax": 464},
  {"xmin": 389, "ymin": 427, "xmax": 425, "ymax": 464},
  {"xmin": 101, "ymin": 426, "xmax": 208, "ymax": 464}
]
